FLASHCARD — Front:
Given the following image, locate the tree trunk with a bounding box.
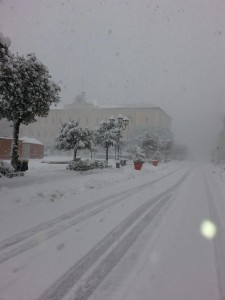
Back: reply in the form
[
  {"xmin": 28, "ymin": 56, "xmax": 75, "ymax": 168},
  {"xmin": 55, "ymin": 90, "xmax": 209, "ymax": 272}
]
[
  {"xmin": 11, "ymin": 120, "xmax": 20, "ymax": 170},
  {"xmin": 73, "ymin": 148, "xmax": 77, "ymax": 160},
  {"xmin": 106, "ymin": 147, "xmax": 109, "ymax": 162},
  {"xmin": 165, "ymin": 150, "xmax": 168, "ymax": 163}
]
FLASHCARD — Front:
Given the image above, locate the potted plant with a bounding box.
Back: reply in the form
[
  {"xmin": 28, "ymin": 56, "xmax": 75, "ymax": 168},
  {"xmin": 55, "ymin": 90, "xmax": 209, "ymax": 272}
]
[
  {"xmin": 133, "ymin": 148, "xmax": 145, "ymax": 170},
  {"xmin": 151, "ymin": 150, "xmax": 161, "ymax": 166}
]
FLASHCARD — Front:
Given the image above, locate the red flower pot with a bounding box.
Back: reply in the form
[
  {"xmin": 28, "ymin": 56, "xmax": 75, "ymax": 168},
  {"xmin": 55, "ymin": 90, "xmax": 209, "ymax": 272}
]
[
  {"xmin": 151, "ymin": 160, "xmax": 159, "ymax": 166},
  {"xmin": 134, "ymin": 162, "xmax": 143, "ymax": 170}
]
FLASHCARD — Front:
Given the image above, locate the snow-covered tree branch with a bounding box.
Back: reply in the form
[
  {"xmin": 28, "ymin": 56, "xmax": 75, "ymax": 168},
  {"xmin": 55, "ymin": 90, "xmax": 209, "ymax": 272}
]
[
  {"xmin": 0, "ymin": 32, "xmax": 60, "ymax": 169},
  {"xmin": 95, "ymin": 120, "xmax": 122, "ymax": 161},
  {"xmin": 54, "ymin": 121, "xmax": 94, "ymax": 160},
  {"xmin": 137, "ymin": 129, "xmax": 173, "ymax": 161}
]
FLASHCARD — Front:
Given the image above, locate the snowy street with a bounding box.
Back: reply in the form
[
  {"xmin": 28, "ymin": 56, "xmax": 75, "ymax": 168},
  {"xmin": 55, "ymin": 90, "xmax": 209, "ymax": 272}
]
[
  {"xmin": 1, "ymin": 0, "xmax": 225, "ymax": 299},
  {"xmin": 0, "ymin": 160, "xmax": 225, "ymax": 300}
]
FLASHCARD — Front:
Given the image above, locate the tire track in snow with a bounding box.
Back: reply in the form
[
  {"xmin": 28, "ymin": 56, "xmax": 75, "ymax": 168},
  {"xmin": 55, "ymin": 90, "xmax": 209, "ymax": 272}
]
[
  {"xmin": 0, "ymin": 168, "xmax": 183, "ymax": 255},
  {"xmin": 37, "ymin": 169, "xmax": 191, "ymax": 300},
  {"xmin": 73, "ymin": 195, "xmax": 169, "ymax": 300},
  {"xmin": 0, "ymin": 189, "xmax": 146, "ymax": 264}
]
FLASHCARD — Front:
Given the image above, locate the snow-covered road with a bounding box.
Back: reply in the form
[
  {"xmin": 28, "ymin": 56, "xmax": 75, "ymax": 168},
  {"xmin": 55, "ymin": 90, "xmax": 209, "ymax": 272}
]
[{"xmin": 0, "ymin": 160, "xmax": 225, "ymax": 300}]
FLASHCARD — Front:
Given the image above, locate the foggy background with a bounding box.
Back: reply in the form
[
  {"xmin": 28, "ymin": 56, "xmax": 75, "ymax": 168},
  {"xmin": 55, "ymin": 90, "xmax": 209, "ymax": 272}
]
[{"xmin": 1, "ymin": 0, "xmax": 225, "ymax": 158}]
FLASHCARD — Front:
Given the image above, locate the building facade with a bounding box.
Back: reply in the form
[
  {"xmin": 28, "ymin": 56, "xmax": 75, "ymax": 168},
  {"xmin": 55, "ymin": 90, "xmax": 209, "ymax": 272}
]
[
  {"xmin": 0, "ymin": 137, "xmax": 44, "ymax": 160},
  {"xmin": 0, "ymin": 137, "xmax": 23, "ymax": 160},
  {"xmin": 19, "ymin": 96, "xmax": 172, "ymax": 148}
]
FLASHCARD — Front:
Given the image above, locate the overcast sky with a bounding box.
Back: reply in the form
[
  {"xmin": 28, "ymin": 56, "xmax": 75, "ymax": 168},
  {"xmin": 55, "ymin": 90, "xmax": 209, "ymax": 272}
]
[{"xmin": 1, "ymin": 0, "xmax": 225, "ymax": 154}]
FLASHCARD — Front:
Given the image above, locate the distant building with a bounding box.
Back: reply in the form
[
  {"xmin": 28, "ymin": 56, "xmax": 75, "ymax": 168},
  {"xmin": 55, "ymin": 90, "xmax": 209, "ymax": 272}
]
[
  {"xmin": 19, "ymin": 93, "xmax": 172, "ymax": 147},
  {"xmin": 0, "ymin": 137, "xmax": 23, "ymax": 160},
  {"xmin": 21, "ymin": 137, "xmax": 44, "ymax": 159},
  {"xmin": 0, "ymin": 136, "xmax": 44, "ymax": 160}
]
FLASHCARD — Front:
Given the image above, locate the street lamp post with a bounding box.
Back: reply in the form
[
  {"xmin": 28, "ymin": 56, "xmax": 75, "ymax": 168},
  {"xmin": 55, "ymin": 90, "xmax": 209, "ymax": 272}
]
[{"xmin": 109, "ymin": 114, "xmax": 129, "ymax": 168}]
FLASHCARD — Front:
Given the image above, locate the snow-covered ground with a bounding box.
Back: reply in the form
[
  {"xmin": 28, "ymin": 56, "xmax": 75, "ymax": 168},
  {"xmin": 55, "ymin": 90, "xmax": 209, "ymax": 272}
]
[{"xmin": 0, "ymin": 158, "xmax": 225, "ymax": 300}]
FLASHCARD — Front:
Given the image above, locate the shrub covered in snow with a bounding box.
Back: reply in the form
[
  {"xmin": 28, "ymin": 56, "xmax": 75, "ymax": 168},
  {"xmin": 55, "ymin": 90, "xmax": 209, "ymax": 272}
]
[
  {"xmin": 152, "ymin": 150, "xmax": 162, "ymax": 161},
  {"xmin": 133, "ymin": 147, "xmax": 146, "ymax": 163},
  {"xmin": 55, "ymin": 121, "xmax": 94, "ymax": 161},
  {"xmin": 0, "ymin": 160, "xmax": 14, "ymax": 176},
  {"xmin": 67, "ymin": 159, "xmax": 109, "ymax": 171},
  {"xmin": 94, "ymin": 160, "xmax": 109, "ymax": 169},
  {"xmin": 95, "ymin": 120, "xmax": 122, "ymax": 162}
]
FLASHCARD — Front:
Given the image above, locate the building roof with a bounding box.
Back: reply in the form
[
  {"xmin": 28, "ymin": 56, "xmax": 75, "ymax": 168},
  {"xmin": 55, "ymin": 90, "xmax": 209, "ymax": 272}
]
[
  {"xmin": 21, "ymin": 137, "xmax": 43, "ymax": 145},
  {"xmin": 100, "ymin": 103, "xmax": 156, "ymax": 109},
  {"xmin": 52, "ymin": 101, "xmax": 172, "ymax": 120},
  {"xmin": 0, "ymin": 136, "xmax": 14, "ymax": 140},
  {"xmin": 0, "ymin": 136, "xmax": 43, "ymax": 145}
]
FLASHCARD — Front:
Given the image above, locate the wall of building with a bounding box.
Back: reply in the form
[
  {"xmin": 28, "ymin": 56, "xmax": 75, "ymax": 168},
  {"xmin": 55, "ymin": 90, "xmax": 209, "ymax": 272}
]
[
  {"xmin": 0, "ymin": 138, "xmax": 23, "ymax": 160},
  {"xmin": 0, "ymin": 138, "xmax": 44, "ymax": 160},
  {"xmin": 22, "ymin": 143, "xmax": 44, "ymax": 159},
  {"xmin": 29, "ymin": 143, "xmax": 44, "ymax": 159},
  {"xmin": 19, "ymin": 104, "xmax": 172, "ymax": 147}
]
